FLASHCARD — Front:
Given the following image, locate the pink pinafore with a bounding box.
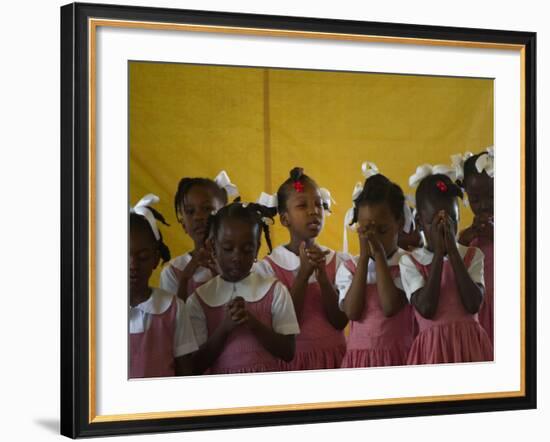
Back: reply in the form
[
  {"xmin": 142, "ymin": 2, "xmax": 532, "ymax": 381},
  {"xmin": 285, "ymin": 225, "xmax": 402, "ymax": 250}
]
[
  {"xmin": 471, "ymin": 237, "xmax": 494, "ymax": 346},
  {"xmin": 198, "ymin": 282, "xmax": 281, "ymax": 374},
  {"xmin": 406, "ymin": 248, "xmax": 493, "ymax": 364},
  {"xmin": 129, "ymin": 296, "xmax": 178, "ymax": 378},
  {"xmin": 341, "ymin": 259, "xmax": 414, "ymax": 368},
  {"xmin": 264, "ymin": 255, "xmax": 346, "ymax": 370},
  {"xmin": 186, "ymin": 277, "xmax": 205, "ymax": 296}
]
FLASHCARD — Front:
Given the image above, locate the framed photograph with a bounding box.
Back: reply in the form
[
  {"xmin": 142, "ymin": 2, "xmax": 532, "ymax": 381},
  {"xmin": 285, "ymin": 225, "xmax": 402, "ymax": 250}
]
[{"xmin": 60, "ymin": 2, "xmax": 536, "ymax": 438}]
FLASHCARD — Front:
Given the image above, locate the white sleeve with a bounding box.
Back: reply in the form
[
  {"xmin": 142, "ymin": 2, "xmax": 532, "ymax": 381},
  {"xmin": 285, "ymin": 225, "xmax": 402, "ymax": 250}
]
[
  {"xmin": 270, "ymin": 283, "xmax": 300, "ymax": 335},
  {"xmin": 173, "ymin": 299, "xmax": 199, "ymax": 357},
  {"xmin": 159, "ymin": 264, "xmax": 179, "ymax": 295},
  {"xmin": 399, "ymin": 254, "xmax": 425, "ymax": 301},
  {"xmin": 253, "ymin": 259, "xmax": 275, "ymax": 278},
  {"xmin": 335, "ymin": 262, "xmax": 354, "ymax": 311},
  {"xmin": 467, "ymin": 247, "xmax": 485, "ymax": 287},
  {"xmin": 186, "ymin": 294, "xmax": 208, "ymax": 347}
]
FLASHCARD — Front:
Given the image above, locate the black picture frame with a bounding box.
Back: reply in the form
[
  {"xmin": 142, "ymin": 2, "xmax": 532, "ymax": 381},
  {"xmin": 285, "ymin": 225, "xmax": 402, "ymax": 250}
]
[{"xmin": 60, "ymin": 2, "xmax": 537, "ymax": 438}]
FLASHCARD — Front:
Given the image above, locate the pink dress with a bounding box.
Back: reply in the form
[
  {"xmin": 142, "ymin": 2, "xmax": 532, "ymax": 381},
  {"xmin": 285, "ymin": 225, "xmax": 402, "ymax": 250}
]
[
  {"xmin": 406, "ymin": 248, "xmax": 493, "ymax": 364},
  {"xmin": 197, "ymin": 283, "xmax": 281, "ymax": 374},
  {"xmin": 340, "ymin": 259, "xmax": 414, "ymax": 368},
  {"xmin": 470, "ymin": 237, "xmax": 494, "ymax": 346},
  {"xmin": 130, "ymin": 296, "xmax": 178, "ymax": 378},
  {"xmin": 264, "ymin": 254, "xmax": 346, "ymax": 370}
]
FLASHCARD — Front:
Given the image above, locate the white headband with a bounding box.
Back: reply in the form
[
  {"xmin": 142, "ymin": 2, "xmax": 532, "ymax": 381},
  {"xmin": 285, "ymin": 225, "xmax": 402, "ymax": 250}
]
[
  {"xmin": 408, "ymin": 163, "xmax": 458, "ymax": 188},
  {"xmin": 131, "ymin": 193, "xmax": 162, "ymax": 241},
  {"xmin": 475, "ymin": 146, "xmax": 494, "ymax": 177},
  {"xmin": 214, "ymin": 170, "xmax": 239, "ymax": 198}
]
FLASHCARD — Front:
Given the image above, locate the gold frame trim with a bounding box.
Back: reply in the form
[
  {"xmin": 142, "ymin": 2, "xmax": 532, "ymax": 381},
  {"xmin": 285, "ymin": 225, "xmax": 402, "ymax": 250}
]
[{"xmin": 88, "ymin": 18, "xmax": 527, "ymax": 424}]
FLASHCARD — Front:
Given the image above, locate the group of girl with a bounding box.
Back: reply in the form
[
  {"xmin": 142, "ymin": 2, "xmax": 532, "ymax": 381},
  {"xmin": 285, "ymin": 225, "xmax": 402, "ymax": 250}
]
[{"xmin": 129, "ymin": 148, "xmax": 494, "ymax": 378}]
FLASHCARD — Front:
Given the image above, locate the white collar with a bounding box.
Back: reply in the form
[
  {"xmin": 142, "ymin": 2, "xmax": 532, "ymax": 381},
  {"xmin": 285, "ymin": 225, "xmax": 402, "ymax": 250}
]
[
  {"xmin": 196, "ymin": 272, "xmax": 277, "ymax": 307},
  {"xmin": 268, "ymin": 244, "xmax": 335, "ymax": 271},
  {"xmin": 170, "ymin": 252, "xmax": 213, "ymax": 282},
  {"xmin": 130, "ymin": 288, "xmax": 174, "ymax": 314},
  {"xmin": 410, "ymin": 243, "xmax": 469, "ymax": 265}
]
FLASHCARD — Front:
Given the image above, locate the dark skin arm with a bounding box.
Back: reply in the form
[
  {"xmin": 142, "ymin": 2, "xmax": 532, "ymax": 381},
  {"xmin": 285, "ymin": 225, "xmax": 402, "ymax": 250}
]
[
  {"xmin": 398, "ymin": 224, "xmax": 423, "ymax": 251},
  {"xmin": 173, "ymin": 248, "xmax": 217, "ymax": 301},
  {"xmin": 174, "ymin": 354, "xmax": 193, "ymax": 376},
  {"xmin": 310, "ymin": 248, "xmax": 349, "ymax": 330},
  {"xmin": 459, "ymin": 214, "xmax": 494, "ymax": 246},
  {"xmin": 411, "ymin": 213, "xmax": 446, "ymax": 319},
  {"xmin": 458, "ymin": 226, "xmax": 477, "ymax": 246},
  {"xmin": 342, "ymin": 255, "xmax": 369, "ymax": 321},
  {"xmin": 288, "ymin": 241, "xmax": 317, "ymax": 321},
  {"xmin": 342, "ymin": 226, "xmax": 371, "ymax": 320},
  {"xmin": 444, "ymin": 217, "xmax": 484, "ymax": 314},
  {"xmin": 190, "ymin": 306, "xmax": 236, "ymax": 375},
  {"xmin": 230, "ymin": 297, "xmax": 295, "ymax": 361},
  {"xmin": 367, "ymin": 230, "xmax": 407, "ymax": 318}
]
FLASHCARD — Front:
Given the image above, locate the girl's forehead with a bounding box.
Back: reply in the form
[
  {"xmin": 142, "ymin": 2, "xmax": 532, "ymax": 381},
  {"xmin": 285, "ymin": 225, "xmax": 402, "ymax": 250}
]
[
  {"xmin": 288, "ymin": 183, "xmax": 321, "ymax": 199},
  {"xmin": 130, "ymin": 223, "xmax": 157, "ymax": 247},
  {"xmin": 217, "ymin": 218, "xmax": 258, "ymax": 238},
  {"xmin": 358, "ymin": 202, "xmax": 393, "ymax": 218},
  {"xmin": 184, "ymin": 184, "xmax": 219, "ymax": 203},
  {"xmin": 421, "ymin": 197, "xmax": 458, "ymax": 217},
  {"xmin": 465, "ymin": 173, "xmax": 493, "ymax": 192}
]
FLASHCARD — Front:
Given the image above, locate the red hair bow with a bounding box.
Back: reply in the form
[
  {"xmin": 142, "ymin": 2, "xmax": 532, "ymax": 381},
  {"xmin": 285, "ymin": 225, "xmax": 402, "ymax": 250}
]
[
  {"xmin": 436, "ymin": 180, "xmax": 448, "ymax": 192},
  {"xmin": 293, "ymin": 181, "xmax": 304, "ymax": 193}
]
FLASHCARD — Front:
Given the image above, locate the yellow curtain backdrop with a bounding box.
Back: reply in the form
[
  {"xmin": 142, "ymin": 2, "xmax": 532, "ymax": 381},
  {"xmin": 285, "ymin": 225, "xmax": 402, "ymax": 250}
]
[{"xmin": 130, "ymin": 62, "xmax": 493, "ymax": 286}]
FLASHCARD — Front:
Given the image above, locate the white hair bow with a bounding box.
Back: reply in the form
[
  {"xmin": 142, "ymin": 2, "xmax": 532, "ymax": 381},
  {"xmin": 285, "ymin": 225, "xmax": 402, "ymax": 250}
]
[
  {"xmin": 319, "ymin": 187, "xmax": 336, "ymax": 213},
  {"xmin": 475, "ymin": 146, "xmax": 494, "ymax": 177},
  {"xmin": 256, "ymin": 192, "xmax": 277, "ymax": 225},
  {"xmin": 361, "ymin": 161, "xmax": 379, "ymax": 180},
  {"xmin": 450, "ymin": 151, "xmax": 474, "ymax": 181},
  {"xmin": 350, "ymin": 181, "xmax": 364, "ymax": 202},
  {"xmin": 342, "ymin": 206, "xmax": 357, "ymax": 255},
  {"xmin": 408, "ymin": 163, "xmax": 457, "ymax": 188},
  {"xmin": 257, "ymin": 192, "xmax": 278, "ymax": 209},
  {"xmin": 131, "ymin": 193, "xmax": 161, "ymax": 240},
  {"xmin": 214, "ymin": 170, "xmax": 239, "ymax": 198},
  {"xmin": 402, "ymin": 197, "xmax": 415, "ymax": 234}
]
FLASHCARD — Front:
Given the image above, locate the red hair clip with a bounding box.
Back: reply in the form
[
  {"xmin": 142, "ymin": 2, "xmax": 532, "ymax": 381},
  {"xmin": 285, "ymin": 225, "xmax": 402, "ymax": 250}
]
[
  {"xmin": 436, "ymin": 180, "xmax": 448, "ymax": 192},
  {"xmin": 293, "ymin": 181, "xmax": 304, "ymax": 193}
]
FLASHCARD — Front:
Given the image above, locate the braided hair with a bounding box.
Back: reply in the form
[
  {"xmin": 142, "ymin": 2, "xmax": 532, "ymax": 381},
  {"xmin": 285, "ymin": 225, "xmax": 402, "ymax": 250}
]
[
  {"xmin": 349, "ymin": 174, "xmax": 405, "ymax": 226},
  {"xmin": 174, "ymin": 177, "xmax": 228, "ymax": 222},
  {"xmin": 276, "ymin": 167, "xmax": 329, "ymax": 214},
  {"xmin": 205, "ymin": 200, "xmax": 277, "ymax": 253},
  {"xmin": 130, "ymin": 208, "xmax": 171, "ymax": 263}
]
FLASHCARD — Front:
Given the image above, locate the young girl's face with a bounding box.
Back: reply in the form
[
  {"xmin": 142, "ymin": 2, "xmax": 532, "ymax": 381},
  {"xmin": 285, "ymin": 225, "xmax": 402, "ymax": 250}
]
[
  {"xmin": 280, "ymin": 183, "xmax": 325, "ymax": 242},
  {"xmin": 179, "ymin": 185, "xmax": 224, "ymax": 246},
  {"xmin": 419, "ymin": 197, "xmax": 460, "ymax": 252},
  {"xmin": 357, "ymin": 202, "xmax": 401, "ymax": 256},
  {"xmin": 129, "ymin": 224, "xmax": 160, "ymax": 295},
  {"xmin": 212, "ymin": 218, "xmax": 260, "ymax": 282},
  {"xmin": 464, "ymin": 173, "xmax": 494, "ymax": 219}
]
